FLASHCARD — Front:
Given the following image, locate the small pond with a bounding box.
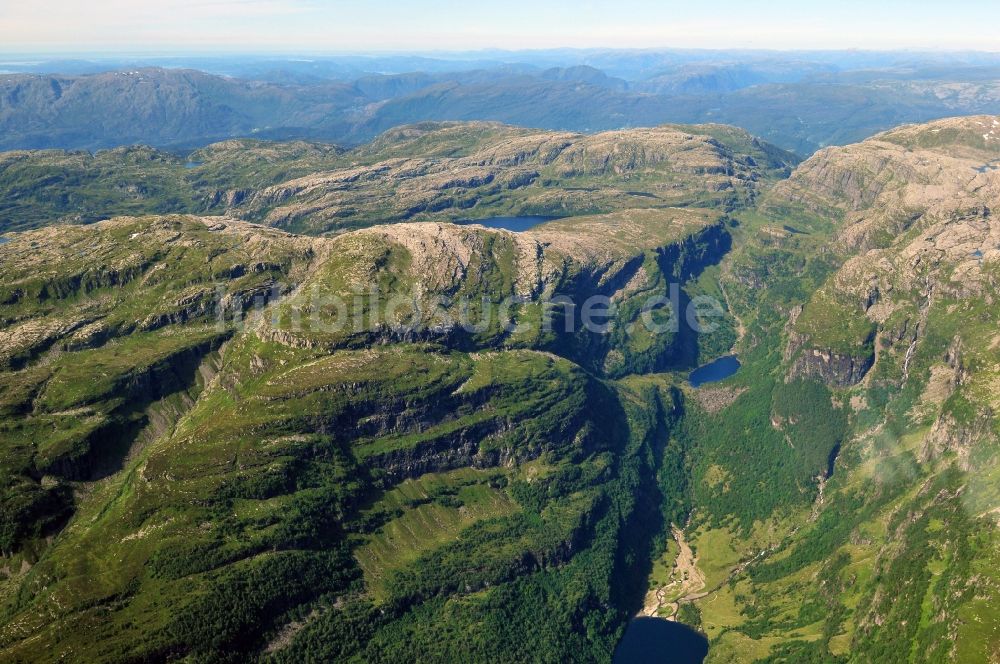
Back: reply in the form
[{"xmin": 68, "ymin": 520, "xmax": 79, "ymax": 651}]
[{"xmin": 688, "ymin": 355, "xmax": 741, "ymax": 388}]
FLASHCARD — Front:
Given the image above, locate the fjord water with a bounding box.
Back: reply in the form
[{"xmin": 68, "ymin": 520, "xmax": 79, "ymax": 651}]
[
  {"xmin": 613, "ymin": 618, "xmax": 708, "ymax": 664},
  {"xmin": 456, "ymin": 216, "xmax": 557, "ymax": 232},
  {"xmin": 688, "ymin": 355, "xmax": 741, "ymax": 388}
]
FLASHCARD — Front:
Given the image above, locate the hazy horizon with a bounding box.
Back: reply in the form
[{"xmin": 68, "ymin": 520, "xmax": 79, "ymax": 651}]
[
  {"xmin": 2, "ymin": 46, "xmax": 999, "ymax": 58},
  {"xmin": 2, "ymin": 0, "xmax": 998, "ymax": 53}
]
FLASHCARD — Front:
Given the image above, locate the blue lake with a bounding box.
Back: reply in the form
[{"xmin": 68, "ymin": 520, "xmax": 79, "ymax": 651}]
[
  {"xmin": 688, "ymin": 355, "xmax": 741, "ymax": 388},
  {"xmin": 456, "ymin": 216, "xmax": 557, "ymax": 232},
  {"xmin": 0, "ymin": 236, "xmax": 9, "ymax": 244},
  {"xmin": 613, "ymin": 618, "xmax": 708, "ymax": 664},
  {"xmin": 183, "ymin": 161, "xmax": 203, "ymax": 169}
]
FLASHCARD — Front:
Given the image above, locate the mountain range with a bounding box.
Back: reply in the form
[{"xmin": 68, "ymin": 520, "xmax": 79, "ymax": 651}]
[
  {"xmin": 0, "ymin": 114, "xmax": 997, "ymax": 662},
  {"xmin": 2, "ymin": 50, "xmax": 1000, "ymax": 155}
]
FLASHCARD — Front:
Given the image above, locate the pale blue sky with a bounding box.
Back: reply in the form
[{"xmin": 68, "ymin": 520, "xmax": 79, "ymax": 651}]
[{"xmin": 1, "ymin": 0, "xmax": 998, "ymax": 53}]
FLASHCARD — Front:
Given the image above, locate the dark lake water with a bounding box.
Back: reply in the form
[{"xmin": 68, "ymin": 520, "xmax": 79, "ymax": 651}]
[
  {"xmin": 456, "ymin": 216, "xmax": 557, "ymax": 232},
  {"xmin": 688, "ymin": 355, "xmax": 741, "ymax": 388},
  {"xmin": 826, "ymin": 442, "xmax": 841, "ymax": 479},
  {"xmin": 613, "ymin": 618, "xmax": 708, "ymax": 664}
]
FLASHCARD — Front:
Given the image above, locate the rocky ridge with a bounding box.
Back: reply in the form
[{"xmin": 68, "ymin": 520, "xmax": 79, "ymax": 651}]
[{"xmin": 778, "ymin": 116, "xmax": 1000, "ymax": 460}]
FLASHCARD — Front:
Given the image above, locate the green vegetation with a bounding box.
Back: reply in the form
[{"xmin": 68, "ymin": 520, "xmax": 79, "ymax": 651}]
[
  {"xmin": 794, "ymin": 288, "xmax": 876, "ymax": 357},
  {"xmin": 0, "ymin": 196, "xmax": 719, "ymax": 661},
  {"xmin": 2, "ymin": 117, "xmax": 999, "ymax": 663}
]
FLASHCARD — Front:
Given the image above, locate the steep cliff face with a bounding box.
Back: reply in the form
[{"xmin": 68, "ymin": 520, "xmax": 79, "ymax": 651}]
[
  {"xmin": 923, "ymin": 411, "xmax": 994, "ymax": 469},
  {"xmin": 261, "ymin": 207, "xmax": 732, "ymax": 377},
  {"xmin": 786, "ymin": 330, "xmax": 875, "ymax": 387},
  {"xmin": 772, "ymin": 116, "xmax": 1000, "ymax": 399}
]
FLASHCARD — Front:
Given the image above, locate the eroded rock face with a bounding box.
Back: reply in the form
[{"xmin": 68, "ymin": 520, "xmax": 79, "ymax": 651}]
[
  {"xmin": 787, "ymin": 331, "xmax": 876, "ymax": 387},
  {"xmin": 367, "ymin": 426, "xmax": 539, "ymax": 482},
  {"xmin": 922, "ymin": 411, "xmax": 994, "ymax": 469},
  {"xmin": 776, "ymin": 116, "xmax": 1000, "ymax": 394},
  {"xmin": 259, "ymin": 208, "xmax": 732, "ymax": 378},
  {"xmin": 769, "ymin": 115, "xmax": 1000, "ymax": 249}
]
